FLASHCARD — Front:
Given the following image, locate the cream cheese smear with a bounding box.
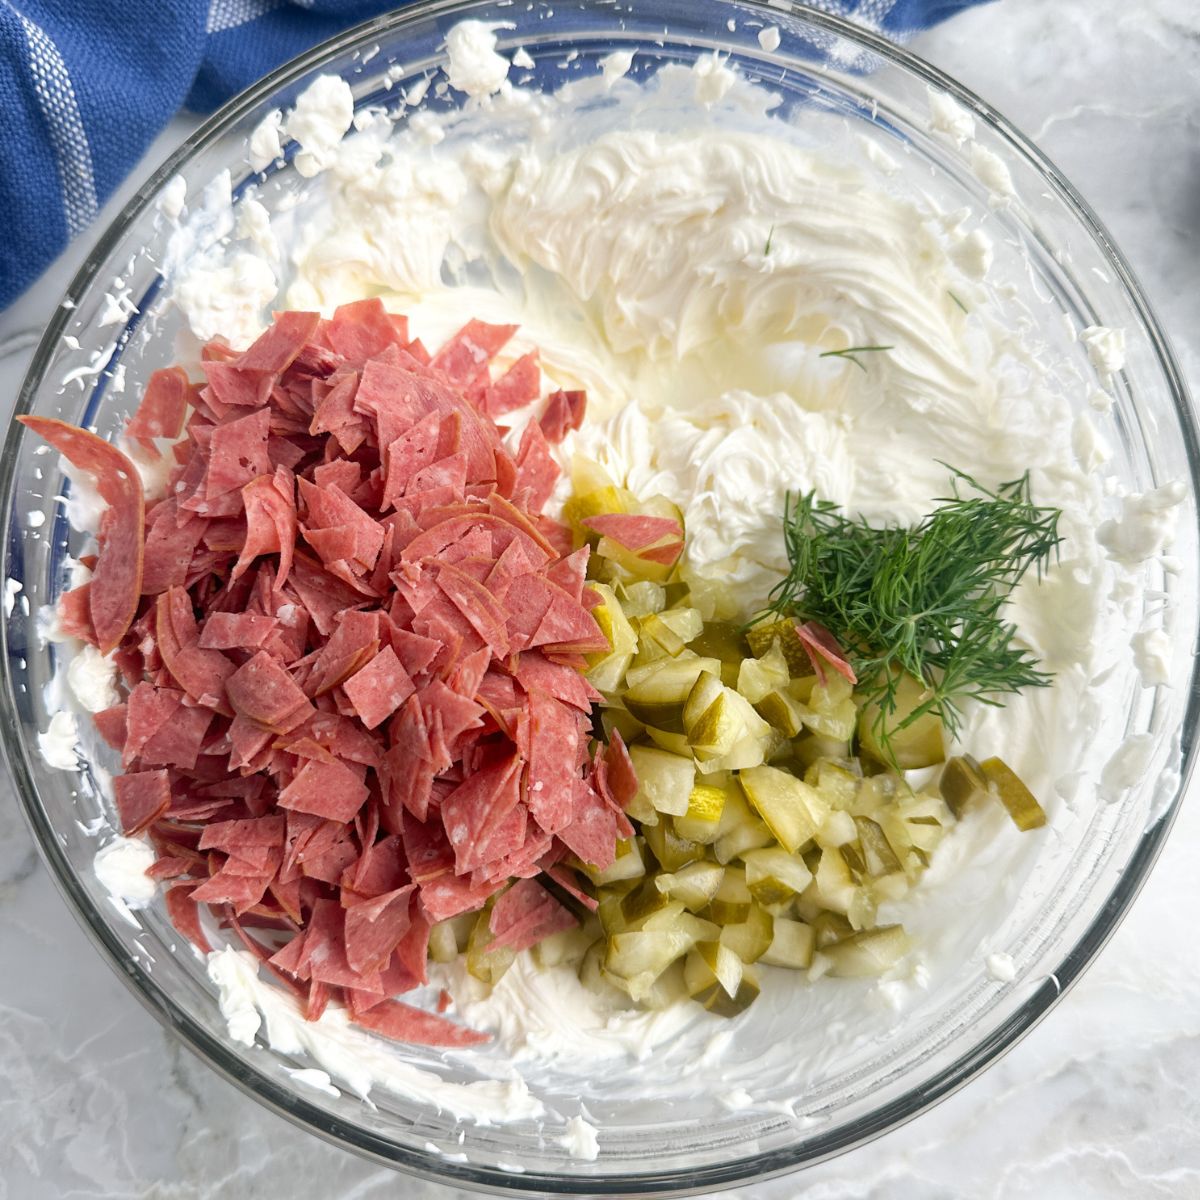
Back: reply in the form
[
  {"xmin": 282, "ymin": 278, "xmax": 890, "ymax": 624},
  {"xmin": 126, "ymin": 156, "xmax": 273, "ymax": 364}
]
[{"xmin": 54, "ymin": 19, "xmax": 1180, "ymax": 1162}]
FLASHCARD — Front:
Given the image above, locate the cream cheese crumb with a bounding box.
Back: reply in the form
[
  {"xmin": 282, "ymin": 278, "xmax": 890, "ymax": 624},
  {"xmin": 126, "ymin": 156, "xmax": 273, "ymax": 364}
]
[
  {"xmin": 287, "ymin": 1067, "xmax": 341, "ymax": 1098},
  {"xmin": 986, "ymin": 952, "xmax": 1016, "ymax": 982},
  {"xmin": 1097, "ymin": 481, "xmax": 1185, "ymax": 565},
  {"xmin": 927, "ymin": 86, "xmax": 975, "ymax": 144},
  {"xmin": 1101, "ymin": 734, "xmax": 1156, "ymax": 801},
  {"xmin": 67, "ymin": 644, "xmax": 120, "ymax": 713},
  {"xmin": 599, "ymin": 49, "xmax": 634, "ymax": 88},
  {"xmin": 558, "ymin": 1115, "xmax": 599, "ymax": 1161},
  {"xmin": 157, "ymin": 174, "xmax": 187, "ymax": 220},
  {"xmin": 175, "ymin": 252, "xmax": 277, "ymax": 346},
  {"xmin": 445, "ymin": 21, "xmax": 511, "ymax": 99},
  {"xmin": 1132, "ymin": 628, "xmax": 1171, "ymax": 687},
  {"xmin": 1080, "ymin": 324, "xmax": 1127, "ymax": 378},
  {"xmin": 248, "ymin": 109, "xmax": 284, "ymax": 172},
  {"xmin": 38, "ymin": 710, "xmax": 78, "ymax": 769},
  {"xmin": 237, "ymin": 197, "xmax": 280, "ymax": 261},
  {"xmin": 950, "ymin": 228, "xmax": 993, "ymax": 280},
  {"xmin": 970, "ymin": 142, "xmax": 1016, "ymax": 200},
  {"xmin": 693, "ymin": 53, "xmax": 736, "ymax": 106},
  {"xmin": 94, "ymin": 837, "xmax": 158, "ymax": 907},
  {"xmin": 757, "ymin": 26, "xmax": 781, "ymax": 52},
  {"xmin": 287, "ymin": 76, "xmax": 354, "ymax": 177}
]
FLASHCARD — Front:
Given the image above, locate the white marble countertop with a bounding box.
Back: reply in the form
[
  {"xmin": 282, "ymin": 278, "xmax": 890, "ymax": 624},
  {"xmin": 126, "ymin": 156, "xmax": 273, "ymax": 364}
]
[{"xmin": 3, "ymin": 1, "xmax": 1199, "ymax": 1196}]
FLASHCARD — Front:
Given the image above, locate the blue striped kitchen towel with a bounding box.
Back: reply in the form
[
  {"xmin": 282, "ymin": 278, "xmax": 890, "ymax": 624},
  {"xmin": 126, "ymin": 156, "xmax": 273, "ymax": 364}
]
[{"xmin": 0, "ymin": 0, "xmax": 989, "ymax": 309}]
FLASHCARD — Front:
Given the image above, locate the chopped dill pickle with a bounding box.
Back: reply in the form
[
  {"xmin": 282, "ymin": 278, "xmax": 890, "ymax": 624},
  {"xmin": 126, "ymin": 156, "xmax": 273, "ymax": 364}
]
[
  {"xmin": 689, "ymin": 620, "xmax": 748, "ymax": 685},
  {"xmin": 685, "ymin": 941, "xmax": 743, "ymax": 999},
  {"xmin": 624, "ymin": 657, "xmax": 722, "ymax": 731},
  {"xmin": 655, "ymin": 860, "xmax": 726, "ymax": 910},
  {"xmin": 980, "ymin": 756, "xmax": 1047, "ymax": 830},
  {"xmin": 761, "ymin": 918, "xmax": 816, "ymax": 969},
  {"xmin": 643, "ymin": 817, "xmax": 705, "ymax": 872},
  {"xmin": 606, "ymin": 930, "xmax": 694, "ymax": 993},
  {"xmin": 809, "ymin": 910, "xmax": 855, "ymax": 947},
  {"xmin": 753, "ymin": 688, "xmax": 807, "ymax": 737},
  {"xmin": 466, "ymin": 906, "xmax": 517, "ymax": 985},
  {"xmin": 840, "ymin": 838, "xmax": 867, "ymax": 878},
  {"xmin": 803, "ymin": 675, "xmax": 858, "ymax": 741},
  {"xmin": 682, "ymin": 672, "xmax": 726, "ymax": 738},
  {"xmin": 617, "ymin": 579, "xmax": 667, "ymax": 617},
  {"xmin": 808, "ymin": 845, "xmax": 858, "ymax": 915},
  {"xmin": 637, "ymin": 959, "xmax": 690, "ymax": 1010},
  {"xmin": 674, "ymin": 782, "xmax": 728, "ymax": 844},
  {"xmin": 662, "ymin": 580, "xmax": 692, "ymax": 608},
  {"xmin": 563, "ymin": 486, "xmax": 629, "ymax": 534},
  {"xmin": 428, "ymin": 918, "xmax": 463, "ymax": 964},
  {"xmin": 698, "ymin": 970, "xmax": 761, "ymax": 1017},
  {"xmin": 714, "ymin": 865, "xmax": 752, "ymax": 905},
  {"xmin": 596, "ymin": 534, "xmax": 677, "ymax": 583},
  {"xmin": 560, "ymin": 464, "xmax": 1057, "ymax": 1020},
  {"xmin": 736, "ymin": 642, "xmax": 791, "ymax": 703},
  {"xmin": 718, "ymin": 903, "xmax": 774, "ymax": 963},
  {"xmin": 739, "ymin": 764, "xmax": 828, "ymax": 854},
  {"xmin": 636, "ymin": 612, "xmax": 687, "ymax": 659},
  {"xmin": 644, "ymin": 494, "xmax": 684, "ymax": 525},
  {"xmin": 806, "ymin": 758, "xmax": 862, "ymax": 809},
  {"xmin": 578, "ymin": 940, "xmax": 626, "ymax": 1001},
  {"xmin": 644, "ymin": 908, "xmax": 720, "ymax": 943},
  {"xmin": 704, "ymin": 899, "xmax": 752, "ymax": 925},
  {"xmin": 627, "ymin": 744, "xmax": 695, "ymax": 817},
  {"xmin": 815, "ymin": 809, "xmax": 858, "ymax": 849},
  {"xmin": 656, "ymin": 606, "xmax": 704, "ymax": 644},
  {"xmin": 687, "ymin": 694, "xmax": 744, "ymax": 762},
  {"xmin": 586, "ymin": 836, "xmax": 648, "ymax": 887},
  {"xmin": 642, "ymin": 726, "xmax": 693, "ymax": 757},
  {"xmin": 938, "ymin": 754, "xmax": 989, "ymax": 816},
  {"xmin": 621, "ymin": 877, "xmax": 679, "ymax": 927},
  {"xmin": 745, "ymin": 619, "xmax": 811, "ymax": 675},
  {"xmin": 601, "ymin": 705, "xmax": 645, "ymax": 749},
  {"xmin": 846, "ymin": 884, "xmax": 878, "ymax": 931},
  {"xmin": 857, "ymin": 670, "xmax": 946, "ymax": 769},
  {"xmin": 532, "ymin": 924, "xmax": 596, "ymax": 970},
  {"xmin": 792, "ymin": 733, "xmax": 852, "ymax": 773},
  {"xmin": 598, "ymin": 889, "xmax": 631, "ymax": 935},
  {"xmin": 713, "ymin": 815, "xmax": 774, "ymax": 865},
  {"xmin": 854, "ymin": 816, "xmax": 903, "ymax": 876},
  {"xmin": 823, "ymin": 925, "xmax": 913, "ymax": 978},
  {"xmin": 585, "ymin": 582, "xmax": 638, "ymax": 692},
  {"xmin": 685, "ymin": 783, "xmax": 727, "ymax": 824},
  {"xmin": 742, "ymin": 845, "xmax": 813, "ymax": 904}
]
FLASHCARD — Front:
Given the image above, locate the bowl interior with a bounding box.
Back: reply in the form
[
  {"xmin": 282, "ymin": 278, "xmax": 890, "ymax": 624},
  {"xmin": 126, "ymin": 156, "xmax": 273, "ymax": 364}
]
[{"xmin": 3, "ymin": 1, "xmax": 1197, "ymax": 1194}]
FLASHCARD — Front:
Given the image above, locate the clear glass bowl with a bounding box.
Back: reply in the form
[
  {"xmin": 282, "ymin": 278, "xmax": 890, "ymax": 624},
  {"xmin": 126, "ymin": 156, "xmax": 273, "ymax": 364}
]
[{"xmin": 3, "ymin": 1, "xmax": 1196, "ymax": 1193}]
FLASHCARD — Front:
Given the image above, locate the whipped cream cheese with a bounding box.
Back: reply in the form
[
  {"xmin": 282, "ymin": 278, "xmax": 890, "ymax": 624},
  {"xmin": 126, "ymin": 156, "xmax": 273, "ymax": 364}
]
[
  {"xmin": 47, "ymin": 28, "xmax": 1181, "ymax": 1151},
  {"xmin": 927, "ymin": 86, "xmax": 975, "ymax": 145},
  {"xmin": 66, "ymin": 644, "xmax": 120, "ymax": 713},
  {"xmin": 444, "ymin": 21, "xmax": 512, "ymax": 99},
  {"xmin": 38, "ymin": 710, "xmax": 79, "ymax": 769},
  {"xmin": 207, "ymin": 947, "xmax": 546, "ymax": 1124},
  {"xmin": 93, "ymin": 836, "xmax": 158, "ymax": 909}
]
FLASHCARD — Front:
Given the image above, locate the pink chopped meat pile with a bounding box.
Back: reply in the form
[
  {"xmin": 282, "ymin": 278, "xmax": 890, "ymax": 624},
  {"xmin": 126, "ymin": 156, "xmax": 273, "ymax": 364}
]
[{"xmin": 22, "ymin": 300, "xmax": 642, "ymax": 1047}]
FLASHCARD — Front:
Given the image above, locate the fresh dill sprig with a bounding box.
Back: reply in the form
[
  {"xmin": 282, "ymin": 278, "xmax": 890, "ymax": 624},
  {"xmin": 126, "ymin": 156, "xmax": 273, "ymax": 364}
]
[
  {"xmin": 764, "ymin": 224, "xmax": 776, "ymax": 256},
  {"xmin": 819, "ymin": 345, "xmax": 893, "ymax": 372},
  {"xmin": 763, "ymin": 470, "xmax": 1061, "ymax": 759}
]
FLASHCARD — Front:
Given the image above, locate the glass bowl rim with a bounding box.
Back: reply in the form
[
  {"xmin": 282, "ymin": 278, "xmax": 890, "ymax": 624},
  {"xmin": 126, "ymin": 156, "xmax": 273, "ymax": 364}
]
[{"xmin": 3, "ymin": 0, "xmax": 1198, "ymax": 1193}]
